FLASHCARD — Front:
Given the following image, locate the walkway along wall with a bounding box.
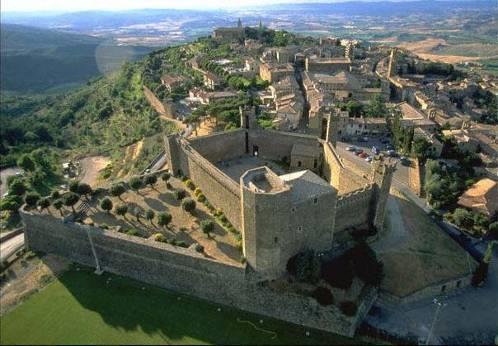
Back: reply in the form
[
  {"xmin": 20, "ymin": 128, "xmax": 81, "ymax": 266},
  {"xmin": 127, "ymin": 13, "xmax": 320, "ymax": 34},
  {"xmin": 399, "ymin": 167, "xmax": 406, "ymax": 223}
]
[{"xmin": 20, "ymin": 209, "xmax": 375, "ymax": 338}]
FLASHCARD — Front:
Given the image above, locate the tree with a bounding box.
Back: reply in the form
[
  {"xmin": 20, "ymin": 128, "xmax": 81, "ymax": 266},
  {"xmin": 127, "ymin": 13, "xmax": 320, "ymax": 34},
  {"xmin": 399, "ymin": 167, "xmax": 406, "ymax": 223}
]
[
  {"xmin": 115, "ymin": 204, "xmax": 128, "ymax": 218},
  {"xmin": 129, "ymin": 177, "xmax": 142, "ymax": 193},
  {"xmin": 0, "ymin": 195, "xmax": 22, "ymax": 213},
  {"xmin": 145, "ymin": 209, "xmax": 155, "ymax": 224},
  {"xmin": 453, "ymin": 208, "xmax": 474, "ymax": 230},
  {"xmin": 489, "ymin": 222, "xmax": 498, "ymax": 239},
  {"xmin": 63, "ymin": 192, "xmax": 79, "ymax": 213},
  {"xmin": 364, "ymin": 95, "xmax": 387, "ymax": 118},
  {"xmin": 69, "ymin": 180, "xmax": 80, "ymax": 194},
  {"xmin": 293, "ymin": 250, "xmax": 321, "ymax": 284},
  {"xmin": 8, "ymin": 178, "xmax": 26, "ymax": 196},
  {"xmin": 51, "ymin": 190, "xmax": 60, "ymax": 200},
  {"xmin": 161, "ymin": 172, "xmax": 171, "ymax": 184},
  {"xmin": 144, "ymin": 175, "xmax": 158, "ymax": 189},
  {"xmin": 175, "ymin": 189, "xmax": 187, "ymax": 200},
  {"xmin": 24, "ymin": 192, "xmax": 40, "ymax": 208},
  {"xmin": 100, "ymin": 198, "xmax": 113, "ymax": 213},
  {"xmin": 53, "ymin": 199, "xmax": 64, "ymax": 216},
  {"xmin": 158, "ymin": 212, "xmax": 172, "ymax": 228},
  {"xmin": 37, "ymin": 197, "xmax": 51, "ymax": 213},
  {"xmin": 110, "ymin": 184, "xmax": 126, "ymax": 200},
  {"xmin": 312, "ymin": 287, "xmax": 334, "ymax": 306},
  {"xmin": 200, "ymin": 219, "xmax": 214, "ymax": 237},
  {"xmin": 17, "ymin": 154, "xmax": 35, "ymax": 172},
  {"xmin": 77, "ymin": 183, "xmax": 93, "ymax": 200},
  {"xmin": 182, "ymin": 198, "xmax": 196, "ymax": 213},
  {"xmin": 412, "ymin": 137, "xmax": 433, "ymax": 161}
]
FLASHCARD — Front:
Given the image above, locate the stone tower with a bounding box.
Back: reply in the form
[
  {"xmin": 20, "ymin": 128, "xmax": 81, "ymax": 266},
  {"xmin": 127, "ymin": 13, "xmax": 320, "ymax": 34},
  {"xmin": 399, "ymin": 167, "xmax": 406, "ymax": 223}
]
[
  {"xmin": 325, "ymin": 112, "xmax": 339, "ymax": 147},
  {"xmin": 240, "ymin": 167, "xmax": 292, "ymax": 278},
  {"xmin": 387, "ymin": 48, "xmax": 398, "ymax": 78},
  {"xmin": 164, "ymin": 134, "xmax": 182, "ymax": 176},
  {"xmin": 369, "ymin": 157, "xmax": 396, "ymax": 231},
  {"xmin": 237, "ymin": 18, "xmax": 242, "ymax": 28}
]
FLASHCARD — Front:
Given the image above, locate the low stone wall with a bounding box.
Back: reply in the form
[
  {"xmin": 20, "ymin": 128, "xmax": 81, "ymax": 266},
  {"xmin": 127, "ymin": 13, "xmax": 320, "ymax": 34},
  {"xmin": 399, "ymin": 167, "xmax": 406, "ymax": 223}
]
[
  {"xmin": 408, "ymin": 158, "xmax": 423, "ymax": 197},
  {"xmin": 188, "ymin": 129, "xmax": 246, "ymax": 163},
  {"xmin": 21, "ymin": 210, "xmax": 366, "ymax": 337},
  {"xmin": 378, "ymin": 274, "xmax": 473, "ymax": 307}
]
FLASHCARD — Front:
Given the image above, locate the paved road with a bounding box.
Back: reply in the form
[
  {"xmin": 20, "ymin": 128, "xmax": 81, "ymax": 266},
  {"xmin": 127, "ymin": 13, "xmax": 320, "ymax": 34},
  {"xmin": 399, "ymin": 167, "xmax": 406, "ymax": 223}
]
[{"xmin": 0, "ymin": 233, "xmax": 25, "ymax": 262}]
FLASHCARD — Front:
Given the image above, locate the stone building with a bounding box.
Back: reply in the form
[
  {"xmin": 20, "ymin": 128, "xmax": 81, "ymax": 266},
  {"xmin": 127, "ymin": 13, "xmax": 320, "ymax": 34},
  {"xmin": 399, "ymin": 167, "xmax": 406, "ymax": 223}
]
[
  {"xmin": 212, "ymin": 18, "xmax": 245, "ymax": 42},
  {"xmin": 259, "ymin": 62, "xmax": 295, "ymax": 83},
  {"xmin": 305, "ymin": 57, "xmax": 351, "ymax": 74},
  {"xmin": 164, "ymin": 108, "xmax": 395, "ymax": 277}
]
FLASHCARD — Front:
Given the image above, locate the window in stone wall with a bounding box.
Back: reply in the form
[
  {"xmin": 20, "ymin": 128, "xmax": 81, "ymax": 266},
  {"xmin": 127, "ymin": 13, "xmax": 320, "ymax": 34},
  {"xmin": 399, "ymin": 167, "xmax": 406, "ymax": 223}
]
[
  {"xmin": 291, "ymin": 207, "xmax": 297, "ymax": 213},
  {"xmin": 274, "ymin": 237, "xmax": 278, "ymax": 244},
  {"xmin": 297, "ymin": 226, "xmax": 303, "ymax": 233},
  {"xmin": 298, "ymin": 161, "xmax": 302, "ymax": 167},
  {"xmin": 456, "ymin": 280, "xmax": 461, "ymax": 288},
  {"xmin": 314, "ymin": 197, "xmax": 318, "ymax": 204},
  {"xmin": 441, "ymin": 285, "xmax": 446, "ymax": 292}
]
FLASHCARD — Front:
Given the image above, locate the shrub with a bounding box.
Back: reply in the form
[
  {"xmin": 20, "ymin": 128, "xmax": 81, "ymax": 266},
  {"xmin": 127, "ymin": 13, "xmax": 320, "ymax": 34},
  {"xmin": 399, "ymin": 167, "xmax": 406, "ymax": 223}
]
[
  {"xmin": 214, "ymin": 208, "xmax": 223, "ymax": 217},
  {"xmin": 471, "ymin": 261, "xmax": 489, "ymax": 287},
  {"xmin": 100, "ymin": 224, "xmax": 109, "ymax": 229},
  {"xmin": 182, "ymin": 198, "xmax": 196, "ymax": 213},
  {"xmin": 312, "ymin": 287, "xmax": 334, "ymax": 306},
  {"xmin": 166, "ymin": 182, "xmax": 173, "ymax": 190},
  {"xmin": 69, "ymin": 180, "xmax": 80, "ymax": 194},
  {"xmin": 489, "ymin": 222, "xmax": 498, "ymax": 239},
  {"xmin": 126, "ymin": 229, "xmax": 140, "ymax": 237},
  {"xmin": 129, "ymin": 176, "xmax": 143, "ymax": 192},
  {"xmin": 8, "ymin": 178, "xmax": 26, "ymax": 196},
  {"xmin": 185, "ymin": 179, "xmax": 195, "ymax": 190},
  {"xmin": 154, "ymin": 233, "xmax": 167, "ymax": 242},
  {"xmin": 51, "ymin": 190, "xmax": 60, "ymax": 200},
  {"xmin": 37, "ymin": 197, "xmax": 51, "ymax": 211},
  {"xmin": 176, "ymin": 241, "xmax": 188, "ymax": 248},
  {"xmin": 197, "ymin": 193, "xmax": 206, "ymax": 203},
  {"xmin": 340, "ymin": 301, "xmax": 357, "ymax": 316},
  {"xmin": 110, "ymin": 184, "xmax": 126, "ymax": 198},
  {"xmin": 201, "ymin": 219, "xmax": 215, "ymax": 236},
  {"xmin": 161, "ymin": 172, "xmax": 171, "ymax": 183},
  {"xmin": 157, "ymin": 212, "xmax": 172, "ymax": 227},
  {"xmin": 24, "ymin": 192, "xmax": 41, "ymax": 208},
  {"xmin": 100, "ymin": 198, "xmax": 113, "ymax": 213},
  {"xmin": 194, "ymin": 187, "xmax": 202, "ymax": 197},
  {"xmin": 145, "ymin": 209, "xmax": 155, "ymax": 223},
  {"xmin": 219, "ymin": 214, "xmax": 228, "ymax": 223},
  {"xmin": 115, "ymin": 204, "xmax": 128, "ymax": 217},
  {"xmin": 174, "ymin": 189, "xmax": 186, "ymax": 200},
  {"xmin": 195, "ymin": 244, "xmax": 204, "ymax": 253},
  {"xmin": 0, "ymin": 195, "xmax": 22, "ymax": 212},
  {"xmin": 321, "ymin": 255, "xmax": 354, "ymax": 290},
  {"xmin": 294, "ymin": 250, "xmax": 321, "ymax": 284},
  {"xmin": 144, "ymin": 174, "xmax": 158, "ymax": 188},
  {"xmin": 453, "ymin": 208, "xmax": 474, "ymax": 230}
]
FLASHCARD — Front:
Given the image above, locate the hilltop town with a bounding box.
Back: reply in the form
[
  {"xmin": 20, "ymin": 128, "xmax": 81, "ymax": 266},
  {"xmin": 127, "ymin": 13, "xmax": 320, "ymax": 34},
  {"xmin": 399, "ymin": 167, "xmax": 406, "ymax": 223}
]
[{"xmin": 1, "ymin": 18, "xmax": 497, "ymax": 345}]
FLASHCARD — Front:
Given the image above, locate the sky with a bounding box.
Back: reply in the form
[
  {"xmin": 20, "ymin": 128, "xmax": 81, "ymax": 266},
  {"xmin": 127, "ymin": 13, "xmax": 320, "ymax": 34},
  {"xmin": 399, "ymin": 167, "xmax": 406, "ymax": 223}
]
[{"xmin": 2, "ymin": 0, "xmax": 352, "ymax": 13}]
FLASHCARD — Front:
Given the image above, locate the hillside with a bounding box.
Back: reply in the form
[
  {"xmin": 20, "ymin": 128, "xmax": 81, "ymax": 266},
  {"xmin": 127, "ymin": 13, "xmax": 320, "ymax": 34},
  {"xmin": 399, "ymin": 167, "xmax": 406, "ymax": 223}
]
[{"xmin": 0, "ymin": 24, "xmax": 153, "ymax": 93}]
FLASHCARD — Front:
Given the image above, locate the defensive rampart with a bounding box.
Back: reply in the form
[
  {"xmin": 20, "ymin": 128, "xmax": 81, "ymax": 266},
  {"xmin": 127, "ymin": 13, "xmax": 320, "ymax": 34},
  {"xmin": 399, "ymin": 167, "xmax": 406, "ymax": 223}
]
[
  {"xmin": 20, "ymin": 209, "xmax": 372, "ymax": 337},
  {"xmin": 335, "ymin": 184, "xmax": 375, "ymax": 232}
]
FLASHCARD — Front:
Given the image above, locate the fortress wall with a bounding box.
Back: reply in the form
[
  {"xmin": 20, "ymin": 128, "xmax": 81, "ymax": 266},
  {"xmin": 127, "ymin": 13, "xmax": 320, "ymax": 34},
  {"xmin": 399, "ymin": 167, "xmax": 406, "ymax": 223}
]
[
  {"xmin": 178, "ymin": 142, "xmax": 242, "ymax": 230},
  {"xmin": 335, "ymin": 184, "xmax": 374, "ymax": 232},
  {"xmin": 188, "ymin": 129, "xmax": 246, "ymax": 162},
  {"xmin": 21, "ymin": 210, "xmax": 364, "ymax": 337},
  {"xmin": 322, "ymin": 141, "xmax": 344, "ymax": 189},
  {"xmin": 248, "ymin": 129, "xmax": 320, "ymax": 162}
]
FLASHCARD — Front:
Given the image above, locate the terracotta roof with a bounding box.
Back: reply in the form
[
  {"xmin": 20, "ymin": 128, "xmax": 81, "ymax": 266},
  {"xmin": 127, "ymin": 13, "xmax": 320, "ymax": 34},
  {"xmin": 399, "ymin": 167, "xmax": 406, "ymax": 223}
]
[{"xmin": 458, "ymin": 178, "xmax": 498, "ymax": 216}]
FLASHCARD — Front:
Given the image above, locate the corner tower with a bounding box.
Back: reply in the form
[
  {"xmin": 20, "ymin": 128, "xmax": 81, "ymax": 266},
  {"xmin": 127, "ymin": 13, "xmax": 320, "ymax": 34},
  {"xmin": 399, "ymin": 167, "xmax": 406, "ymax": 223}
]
[{"xmin": 369, "ymin": 157, "xmax": 396, "ymax": 231}]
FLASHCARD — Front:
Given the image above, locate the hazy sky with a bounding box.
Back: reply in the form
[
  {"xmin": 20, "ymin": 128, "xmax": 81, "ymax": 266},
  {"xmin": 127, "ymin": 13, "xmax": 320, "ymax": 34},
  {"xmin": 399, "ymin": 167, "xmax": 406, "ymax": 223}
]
[{"xmin": 3, "ymin": 0, "xmax": 347, "ymax": 13}]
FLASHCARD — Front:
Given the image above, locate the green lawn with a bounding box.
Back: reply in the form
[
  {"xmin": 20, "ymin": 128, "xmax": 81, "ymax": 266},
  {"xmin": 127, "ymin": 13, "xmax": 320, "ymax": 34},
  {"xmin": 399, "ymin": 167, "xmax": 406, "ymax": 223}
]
[{"xmin": 0, "ymin": 266, "xmax": 361, "ymax": 345}]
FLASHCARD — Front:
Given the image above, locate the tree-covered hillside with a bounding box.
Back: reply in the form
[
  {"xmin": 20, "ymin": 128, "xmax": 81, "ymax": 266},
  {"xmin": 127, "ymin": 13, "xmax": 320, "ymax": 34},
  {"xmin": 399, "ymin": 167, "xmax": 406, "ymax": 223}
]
[{"xmin": 0, "ymin": 24, "xmax": 152, "ymax": 92}]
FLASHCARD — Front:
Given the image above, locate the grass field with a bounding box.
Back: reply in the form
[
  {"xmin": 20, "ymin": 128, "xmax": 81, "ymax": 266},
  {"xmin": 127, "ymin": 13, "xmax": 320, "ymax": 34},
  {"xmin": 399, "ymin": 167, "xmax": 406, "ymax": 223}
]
[{"xmin": 0, "ymin": 266, "xmax": 361, "ymax": 345}]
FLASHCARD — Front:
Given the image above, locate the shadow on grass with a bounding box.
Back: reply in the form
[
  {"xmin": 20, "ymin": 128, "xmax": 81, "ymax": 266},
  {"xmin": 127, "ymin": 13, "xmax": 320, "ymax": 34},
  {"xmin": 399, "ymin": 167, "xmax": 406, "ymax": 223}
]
[{"xmin": 42, "ymin": 264, "xmax": 357, "ymax": 345}]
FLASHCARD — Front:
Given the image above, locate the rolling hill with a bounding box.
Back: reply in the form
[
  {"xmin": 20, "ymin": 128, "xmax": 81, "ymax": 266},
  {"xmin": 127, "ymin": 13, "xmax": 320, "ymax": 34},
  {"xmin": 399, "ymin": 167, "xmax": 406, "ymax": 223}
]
[{"xmin": 0, "ymin": 24, "xmax": 153, "ymax": 93}]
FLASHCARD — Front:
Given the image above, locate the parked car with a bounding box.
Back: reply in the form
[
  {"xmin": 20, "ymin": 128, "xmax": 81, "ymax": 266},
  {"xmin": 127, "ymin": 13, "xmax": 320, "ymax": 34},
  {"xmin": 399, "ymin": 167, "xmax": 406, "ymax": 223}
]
[
  {"xmin": 387, "ymin": 150, "xmax": 396, "ymax": 157},
  {"xmin": 365, "ymin": 156, "xmax": 373, "ymax": 162},
  {"xmin": 359, "ymin": 152, "xmax": 369, "ymax": 159},
  {"xmin": 372, "ymin": 146, "xmax": 380, "ymax": 155},
  {"xmin": 355, "ymin": 149, "xmax": 364, "ymax": 156},
  {"xmin": 346, "ymin": 146, "xmax": 356, "ymax": 152},
  {"xmin": 362, "ymin": 136, "xmax": 369, "ymax": 142}
]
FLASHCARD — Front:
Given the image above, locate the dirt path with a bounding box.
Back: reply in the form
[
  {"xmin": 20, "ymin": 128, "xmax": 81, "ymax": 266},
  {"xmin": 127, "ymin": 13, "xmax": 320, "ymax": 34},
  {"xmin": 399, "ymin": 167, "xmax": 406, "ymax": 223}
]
[
  {"xmin": 0, "ymin": 254, "xmax": 70, "ymax": 315},
  {"xmin": 78, "ymin": 156, "xmax": 111, "ymax": 188}
]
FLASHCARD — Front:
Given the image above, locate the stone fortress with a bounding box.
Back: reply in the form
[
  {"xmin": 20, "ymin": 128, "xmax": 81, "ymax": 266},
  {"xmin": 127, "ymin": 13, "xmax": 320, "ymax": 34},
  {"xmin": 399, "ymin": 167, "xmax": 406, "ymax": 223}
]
[{"xmin": 165, "ymin": 106, "xmax": 395, "ymax": 278}]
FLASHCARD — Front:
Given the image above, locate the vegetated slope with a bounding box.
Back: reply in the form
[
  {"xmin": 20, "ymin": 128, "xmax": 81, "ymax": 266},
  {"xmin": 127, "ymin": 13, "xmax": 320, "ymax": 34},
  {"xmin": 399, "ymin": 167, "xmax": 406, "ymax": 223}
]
[{"xmin": 0, "ymin": 24, "xmax": 152, "ymax": 92}]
